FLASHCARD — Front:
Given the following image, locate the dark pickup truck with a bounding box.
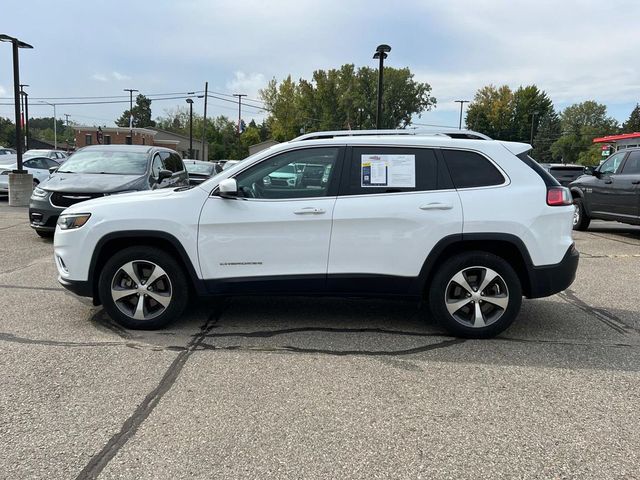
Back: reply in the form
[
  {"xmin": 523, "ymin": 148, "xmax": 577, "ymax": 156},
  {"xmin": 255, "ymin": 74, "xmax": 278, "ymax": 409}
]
[{"xmin": 570, "ymin": 149, "xmax": 640, "ymax": 230}]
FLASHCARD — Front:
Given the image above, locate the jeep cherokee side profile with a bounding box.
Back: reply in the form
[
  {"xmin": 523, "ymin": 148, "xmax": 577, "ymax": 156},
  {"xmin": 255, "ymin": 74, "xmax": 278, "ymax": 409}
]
[{"xmin": 54, "ymin": 130, "xmax": 578, "ymax": 338}]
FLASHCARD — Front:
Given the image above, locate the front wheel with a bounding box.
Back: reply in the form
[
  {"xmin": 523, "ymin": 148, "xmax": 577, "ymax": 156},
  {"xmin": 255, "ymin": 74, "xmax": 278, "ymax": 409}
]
[
  {"xmin": 98, "ymin": 246, "xmax": 189, "ymax": 329},
  {"xmin": 428, "ymin": 251, "xmax": 522, "ymax": 338},
  {"xmin": 573, "ymin": 198, "xmax": 591, "ymax": 231}
]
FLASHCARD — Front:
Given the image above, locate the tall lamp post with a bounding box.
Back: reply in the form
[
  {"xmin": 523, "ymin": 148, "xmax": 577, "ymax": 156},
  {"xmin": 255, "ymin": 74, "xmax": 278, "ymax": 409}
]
[
  {"xmin": 123, "ymin": 88, "xmax": 138, "ymax": 144},
  {"xmin": 373, "ymin": 44, "xmax": 391, "ymax": 129},
  {"xmin": 455, "ymin": 100, "xmax": 470, "ymax": 130},
  {"xmin": 186, "ymin": 98, "xmax": 194, "ymax": 159},
  {"xmin": 0, "ymin": 34, "xmax": 34, "ymax": 207},
  {"xmin": 20, "ymin": 84, "xmax": 29, "ymax": 149},
  {"xmin": 40, "ymin": 101, "xmax": 57, "ymax": 149}
]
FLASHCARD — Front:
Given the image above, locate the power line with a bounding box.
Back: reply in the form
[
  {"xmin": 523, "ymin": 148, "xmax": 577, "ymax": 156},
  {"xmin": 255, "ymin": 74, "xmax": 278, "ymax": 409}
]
[{"xmin": 0, "ymin": 90, "xmax": 205, "ymax": 101}]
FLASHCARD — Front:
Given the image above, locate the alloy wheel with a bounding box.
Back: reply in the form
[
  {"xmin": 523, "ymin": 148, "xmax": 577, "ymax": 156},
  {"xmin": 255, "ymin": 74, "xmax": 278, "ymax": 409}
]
[
  {"xmin": 573, "ymin": 205, "xmax": 580, "ymax": 226},
  {"xmin": 110, "ymin": 260, "xmax": 172, "ymax": 321},
  {"xmin": 444, "ymin": 266, "xmax": 509, "ymax": 328}
]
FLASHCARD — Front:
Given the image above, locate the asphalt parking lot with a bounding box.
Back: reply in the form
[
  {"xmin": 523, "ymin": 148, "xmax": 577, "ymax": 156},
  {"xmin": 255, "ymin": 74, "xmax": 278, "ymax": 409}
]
[{"xmin": 1, "ymin": 198, "xmax": 639, "ymax": 479}]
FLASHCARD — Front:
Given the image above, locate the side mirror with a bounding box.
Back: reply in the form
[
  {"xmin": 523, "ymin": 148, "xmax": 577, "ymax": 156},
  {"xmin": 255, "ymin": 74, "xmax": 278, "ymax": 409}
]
[
  {"xmin": 218, "ymin": 178, "xmax": 238, "ymax": 197},
  {"xmin": 49, "ymin": 166, "xmax": 58, "ymax": 174},
  {"xmin": 157, "ymin": 169, "xmax": 172, "ymax": 183},
  {"xmin": 584, "ymin": 166, "xmax": 595, "ymax": 176}
]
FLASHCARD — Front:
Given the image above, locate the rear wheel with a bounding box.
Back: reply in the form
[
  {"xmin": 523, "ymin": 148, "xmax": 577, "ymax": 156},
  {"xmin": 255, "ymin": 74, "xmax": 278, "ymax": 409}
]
[
  {"xmin": 428, "ymin": 251, "xmax": 522, "ymax": 338},
  {"xmin": 98, "ymin": 246, "xmax": 189, "ymax": 329},
  {"xmin": 573, "ymin": 198, "xmax": 590, "ymax": 231}
]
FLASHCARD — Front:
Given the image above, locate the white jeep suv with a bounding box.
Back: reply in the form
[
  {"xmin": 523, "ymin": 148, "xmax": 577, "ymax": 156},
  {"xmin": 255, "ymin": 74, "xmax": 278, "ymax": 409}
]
[{"xmin": 54, "ymin": 130, "xmax": 578, "ymax": 338}]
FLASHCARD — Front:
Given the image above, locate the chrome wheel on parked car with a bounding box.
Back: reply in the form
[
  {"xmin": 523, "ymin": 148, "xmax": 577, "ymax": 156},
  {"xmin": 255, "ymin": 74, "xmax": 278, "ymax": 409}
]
[
  {"xmin": 111, "ymin": 261, "xmax": 172, "ymax": 321},
  {"xmin": 445, "ymin": 267, "xmax": 509, "ymax": 328}
]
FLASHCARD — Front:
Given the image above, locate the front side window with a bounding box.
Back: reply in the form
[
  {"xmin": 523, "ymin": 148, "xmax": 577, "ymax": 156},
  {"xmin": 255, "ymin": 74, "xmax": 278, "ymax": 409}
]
[
  {"xmin": 235, "ymin": 147, "xmax": 340, "ymax": 199},
  {"xmin": 442, "ymin": 150, "xmax": 505, "ymax": 189},
  {"xmin": 151, "ymin": 154, "xmax": 164, "ymax": 177},
  {"xmin": 599, "ymin": 152, "xmax": 625, "ymax": 175}
]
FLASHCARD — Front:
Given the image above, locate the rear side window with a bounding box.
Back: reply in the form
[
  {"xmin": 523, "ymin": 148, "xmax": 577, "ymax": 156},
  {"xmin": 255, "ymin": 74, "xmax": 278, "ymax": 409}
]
[
  {"xmin": 442, "ymin": 150, "xmax": 505, "ymax": 189},
  {"xmin": 343, "ymin": 147, "xmax": 438, "ymax": 195},
  {"xmin": 621, "ymin": 151, "xmax": 640, "ymax": 174}
]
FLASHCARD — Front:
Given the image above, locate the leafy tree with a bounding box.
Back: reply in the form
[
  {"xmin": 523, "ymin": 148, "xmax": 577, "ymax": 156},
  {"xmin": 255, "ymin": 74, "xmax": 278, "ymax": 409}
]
[
  {"xmin": 551, "ymin": 101, "xmax": 618, "ymax": 165},
  {"xmin": 0, "ymin": 117, "xmax": 16, "ymax": 148},
  {"xmin": 261, "ymin": 64, "xmax": 436, "ymax": 141},
  {"xmin": 622, "ymin": 104, "xmax": 640, "ymax": 132},
  {"xmin": 116, "ymin": 94, "xmax": 156, "ymax": 128},
  {"xmin": 532, "ymin": 110, "xmax": 561, "ymax": 162}
]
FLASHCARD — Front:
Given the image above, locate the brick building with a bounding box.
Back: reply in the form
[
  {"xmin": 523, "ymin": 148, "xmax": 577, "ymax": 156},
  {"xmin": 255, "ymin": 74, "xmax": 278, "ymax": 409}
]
[{"xmin": 73, "ymin": 127, "xmax": 157, "ymax": 149}]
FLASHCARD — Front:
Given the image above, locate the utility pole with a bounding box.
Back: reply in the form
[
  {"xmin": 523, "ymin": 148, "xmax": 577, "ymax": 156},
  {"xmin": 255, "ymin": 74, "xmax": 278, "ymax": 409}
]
[
  {"xmin": 455, "ymin": 100, "xmax": 470, "ymax": 130},
  {"xmin": 530, "ymin": 111, "xmax": 539, "ymax": 145},
  {"xmin": 20, "ymin": 84, "xmax": 29, "ymax": 149},
  {"xmin": 233, "ymin": 93, "xmax": 246, "ymax": 152},
  {"xmin": 201, "ymin": 82, "xmax": 208, "ymax": 160},
  {"xmin": 185, "ymin": 98, "xmax": 194, "ymax": 158},
  {"xmin": 123, "ymin": 88, "xmax": 138, "ymax": 144}
]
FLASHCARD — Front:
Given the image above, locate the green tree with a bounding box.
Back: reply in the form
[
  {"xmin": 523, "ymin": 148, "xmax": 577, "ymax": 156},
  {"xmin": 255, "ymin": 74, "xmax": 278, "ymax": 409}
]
[
  {"xmin": 550, "ymin": 101, "xmax": 618, "ymax": 165},
  {"xmin": 0, "ymin": 117, "xmax": 16, "ymax": 148},
  {"xmin": 532, "ymin": 110, "xmax": 561, "ymax": 162},
  {"xmin": 116, "ymin": 94, "xmax": 156, "ymax": 128},
  {"xmin": 622, "ymin": 104, "xmax": 640, "ymax": 132},
  {"xmin": 261, "ymin": 64, "xmax": 436, "ymax": 141}
]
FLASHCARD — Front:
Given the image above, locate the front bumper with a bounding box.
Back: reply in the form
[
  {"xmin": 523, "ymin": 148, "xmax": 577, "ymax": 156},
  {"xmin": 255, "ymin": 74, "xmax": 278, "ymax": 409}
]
[
  {"xmin": 29, "ymin": 195, "xmax": 64, "ymax": 232},
  {"xmin": 526, "ymin": 244, "xmax": 579, "ymax": 298},
  {"xmin": 58, "ymin": 275, "xmax": 93, "ymax": 298}
]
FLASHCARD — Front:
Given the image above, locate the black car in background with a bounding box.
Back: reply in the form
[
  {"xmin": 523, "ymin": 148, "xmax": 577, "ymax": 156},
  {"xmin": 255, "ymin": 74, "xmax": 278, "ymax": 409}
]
[
  {"xmin": 569, "ymin": 149, "xmax": 640, "ymax": 230},
  {"xmin": 541, "ymin": 163, "xmax": 586, "ymax": 186},
  {"xmin": 29, "ymin": 145, "xmax": 189, "ymax": 237},
  {"xmin": 183, "ymin": 159, "xmax": 219, "ymax": 185}
]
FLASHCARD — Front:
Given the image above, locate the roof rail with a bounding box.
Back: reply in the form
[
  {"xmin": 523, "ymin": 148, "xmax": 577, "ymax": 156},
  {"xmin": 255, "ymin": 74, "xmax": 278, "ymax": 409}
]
[{"xmin": 291, "ymin": 128, "xmax": 492, "ymax": 142}]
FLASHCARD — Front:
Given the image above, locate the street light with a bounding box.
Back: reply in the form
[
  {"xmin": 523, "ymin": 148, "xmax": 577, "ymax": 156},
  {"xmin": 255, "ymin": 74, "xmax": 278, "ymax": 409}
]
[
  {"xmin": 373, "ymin": 44, "xmax": 391, "ymax": 129},
  {"xmin": 40, "ymin": 101, "xmax": 57, "ymax": 149},
  {"xmin": 0, "ymin": 34, "xmax": 33, "ymax": 173},
  {"xmin": 186, "ymin": 98, "xmax": 194, "ymax": 159},
  {"xmin": 455, "ymin": 100, "xmax": 470, "ymax": 130},
  {"xmin": 123, "ymin": 88, "xmax": 138, "ymax": 144}
]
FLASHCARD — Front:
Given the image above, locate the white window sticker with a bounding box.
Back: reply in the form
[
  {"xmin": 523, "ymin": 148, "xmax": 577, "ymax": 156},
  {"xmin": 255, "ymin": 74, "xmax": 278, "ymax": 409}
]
[{"xmin": 361, "ymin": 154, "xmax": 415, "ymax": 188}]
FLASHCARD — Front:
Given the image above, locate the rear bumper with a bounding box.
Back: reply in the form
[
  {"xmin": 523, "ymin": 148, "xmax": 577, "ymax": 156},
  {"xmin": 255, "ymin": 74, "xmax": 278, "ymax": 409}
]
[{"xmin": 526, "ymin": 244, "xmax": 579, "ymax": 298}]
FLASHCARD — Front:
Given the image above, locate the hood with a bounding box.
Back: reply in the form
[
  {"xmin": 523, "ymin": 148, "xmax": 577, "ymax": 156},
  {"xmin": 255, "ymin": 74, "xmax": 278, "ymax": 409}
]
[
  {"xmin": 39, "ymin": 173, "xmax": 145, "ymax": 193},
  {"xmin": 63, "ymin": 186, "xmax": 195, "ymax": 213}
]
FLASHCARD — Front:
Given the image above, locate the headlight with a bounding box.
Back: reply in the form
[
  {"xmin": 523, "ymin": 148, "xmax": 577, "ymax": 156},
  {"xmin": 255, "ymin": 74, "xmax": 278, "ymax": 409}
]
[
  {"xmin": 57, "ymin": 213, "xmax": 91, "ymax": 230},
  {"xmin": 32, "ymin": 187, "xmax": 49, "ymax": 198}
]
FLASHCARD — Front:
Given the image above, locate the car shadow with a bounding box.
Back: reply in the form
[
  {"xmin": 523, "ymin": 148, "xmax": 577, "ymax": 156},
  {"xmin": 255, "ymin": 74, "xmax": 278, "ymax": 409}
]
[{"xmin": 91, "ymin": 294, "xmax": 640, "ymax": 373}]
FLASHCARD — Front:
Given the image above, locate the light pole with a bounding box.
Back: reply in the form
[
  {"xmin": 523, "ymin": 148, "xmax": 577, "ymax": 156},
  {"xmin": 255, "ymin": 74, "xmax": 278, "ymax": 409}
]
[
  {"xmin": 233, "ymin": 93, "xmax": 246, "ymax": 152},
  {"xmin": 123, "ymin": 88, "xmax": 138, "ymax": 144},
  {"xmin": 20, "ymin": 84, "xmax": 29, "ymax": 149},
  {"xmin": 455, "ymin": 100, "xmax": 470, "ymax": 130},
  {"xmin": 200, "ymin": 82, "xmax": 208, "ymax": 160},
  {"xmin": 40, "ymin": 101, "xmax": 57, "ymax": 149},
  {"xmin": 530, "ymin": 111, "xmax": 539, "ymax": 145},
  {"xmin": 0, "ymin": 34, "xmax": 34, "ymax": 207},
  {"xmin": 373, "ymin": 44, "xmax": 391, "ymax": 129},
  {"xmin": 186, "ymin": 98, "xmax": 194, "ymax": 158}
]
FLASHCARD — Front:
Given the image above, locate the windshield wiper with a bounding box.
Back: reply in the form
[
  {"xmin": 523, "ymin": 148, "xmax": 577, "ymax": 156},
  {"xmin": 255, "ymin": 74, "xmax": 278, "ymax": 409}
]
[{"xmin": 56, "ymin": 170, "xmax": 75, "ymax": 173}]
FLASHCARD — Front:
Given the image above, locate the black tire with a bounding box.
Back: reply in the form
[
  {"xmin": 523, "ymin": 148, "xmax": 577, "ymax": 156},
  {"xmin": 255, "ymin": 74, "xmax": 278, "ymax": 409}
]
[
  {"xmin": 35, "ymin": 229, "xmax": 54, "ymax": 239},
  {"xmin": 98, "ymin": 246, "xmax": 189, "ymax": 330},
  {"xmin": 428, "ymin": 251, "xmax": 522, "ymax": 338},
  {"xmin": 33, "ymin": 179, "xmax": 39, "ymax": 189},
  {"xmin": 573, "ymin": 197, "xmax": 591, "ymax": 231}
]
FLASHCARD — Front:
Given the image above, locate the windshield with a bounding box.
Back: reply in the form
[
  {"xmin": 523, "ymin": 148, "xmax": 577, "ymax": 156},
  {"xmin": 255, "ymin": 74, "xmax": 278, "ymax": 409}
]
[
  {"xmin": 58, "ymin": 150, "xmax": 149, "ymax": 175},
  {"xmin": 185, "ymin": 162, "xmax": 215, "ymax": 174}
]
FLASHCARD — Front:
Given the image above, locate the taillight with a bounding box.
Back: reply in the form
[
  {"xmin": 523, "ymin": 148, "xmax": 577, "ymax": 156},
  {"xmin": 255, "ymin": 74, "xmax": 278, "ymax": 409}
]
[{"xmin": 547, "ymin": 186, "xmax": 572, "ymax": 206}]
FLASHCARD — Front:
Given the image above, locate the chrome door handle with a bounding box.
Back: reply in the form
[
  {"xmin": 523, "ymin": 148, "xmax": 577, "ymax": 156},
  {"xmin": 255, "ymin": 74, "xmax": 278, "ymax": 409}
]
[
  {"xmin": 420, "ymin": 202, "xmax": 453, "ymax": 210},
  {"xmin": 294, "ymin": 207, "xmax": 326, "ymax": 215}
]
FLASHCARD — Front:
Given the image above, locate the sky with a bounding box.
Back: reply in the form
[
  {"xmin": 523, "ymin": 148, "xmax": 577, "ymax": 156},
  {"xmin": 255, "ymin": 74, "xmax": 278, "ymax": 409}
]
[{"xmin": 1, "ymin": 0, "xmax": 639, "ymax": 131}]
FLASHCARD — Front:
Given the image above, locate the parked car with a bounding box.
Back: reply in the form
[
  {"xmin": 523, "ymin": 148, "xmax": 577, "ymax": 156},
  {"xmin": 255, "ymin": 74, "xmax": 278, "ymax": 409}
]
[
  {"xmin": 29, "ymin": 145, "xmax": 188, "ymax": 237},
  {"xmin": 540, "ymin": 163, "xmax": 586, "ymax": 186},
  {"xmin": 570, "ymin": 148, "xmax": 640, "ymax": 230},
  {"xmin": 54, "ymin": 129, "xmax": 577, "ymax": 338},
  {"xmin": 183, "ymin": 160, "xmax": 217, "ymax": 185},
  {"xmin": 265, "ymin": 162, "xmax": 301, "ymax": 187},
  {"xmin": 222, "ymin": 160, "xmax": 241, "ymax": 170},
  {"xmin": 0, "ymin": 156, "xmax": 61, "ymax": 192},
  {"xmin": 0, "ymin": 147, "xmax": 16, "ymax": 156},
  {"xmin": 24, "ymin": 149, "xmax": 68, "ymax": 161}
]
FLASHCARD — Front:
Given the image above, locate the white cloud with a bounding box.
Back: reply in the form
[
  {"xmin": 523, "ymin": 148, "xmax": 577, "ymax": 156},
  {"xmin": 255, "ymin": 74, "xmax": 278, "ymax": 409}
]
[
  {"xmin": 112, "ymin": 71, "xmax": 130, "ymax": 81},
  {"xmin": 225, "ymin": 72, "xmax": 266, "ymax": 99},
  {"xmin": 91, "ymin": 73, "xmax": 108, "ymax": 82}
]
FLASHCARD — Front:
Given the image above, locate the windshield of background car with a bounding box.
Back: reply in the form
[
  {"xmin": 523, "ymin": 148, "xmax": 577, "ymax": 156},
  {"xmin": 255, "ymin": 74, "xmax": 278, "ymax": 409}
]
[
  {"xmin": 185, "ymin": 163, "xmax": 215, "ymax": 175},
  {"xmin": 57, "ymin": 150, "xmax": 149, "ymax": 175}
]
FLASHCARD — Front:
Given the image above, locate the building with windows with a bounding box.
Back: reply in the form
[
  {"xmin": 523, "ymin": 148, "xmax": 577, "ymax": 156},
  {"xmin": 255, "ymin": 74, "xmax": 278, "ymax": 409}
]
[
  {"xmin": 593, "ymin": 132, "xmax": 640, "ymax": 161},
  {"xmin": 149, "ymin": 128, "xmax": 203, "ymax": 160},
  {"xmin": 73, "ymin": 127, "xmax": 157, "ymax": 149}
]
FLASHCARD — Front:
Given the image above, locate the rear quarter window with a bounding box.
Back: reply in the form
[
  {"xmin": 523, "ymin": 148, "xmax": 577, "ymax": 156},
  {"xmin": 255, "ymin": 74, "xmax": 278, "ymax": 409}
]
[{"xmin": 442, "ymin": 150, "xmax": 505, "ymax": 188}]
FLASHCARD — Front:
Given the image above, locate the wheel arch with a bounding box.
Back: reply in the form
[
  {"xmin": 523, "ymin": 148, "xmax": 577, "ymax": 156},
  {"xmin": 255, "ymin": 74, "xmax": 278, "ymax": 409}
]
[
  {"xmin": 416, "ymin": 233, "xmax": 534, "ymax": 298},
  {"xmin": 88, "ymin": 231, "xmax": 206, "ymax": 305}
]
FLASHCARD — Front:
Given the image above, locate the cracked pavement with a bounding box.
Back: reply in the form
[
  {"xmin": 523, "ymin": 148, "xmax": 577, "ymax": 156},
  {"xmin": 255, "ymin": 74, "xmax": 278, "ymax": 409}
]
[{"xmin": 1, "ymin": 199, "xmax": 639, "ymax": 479}]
